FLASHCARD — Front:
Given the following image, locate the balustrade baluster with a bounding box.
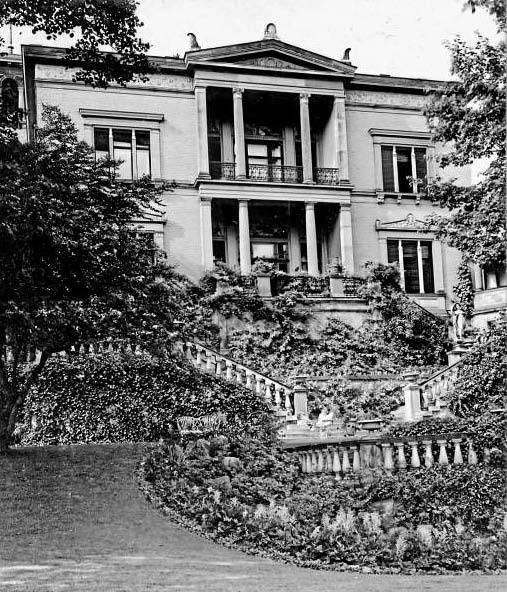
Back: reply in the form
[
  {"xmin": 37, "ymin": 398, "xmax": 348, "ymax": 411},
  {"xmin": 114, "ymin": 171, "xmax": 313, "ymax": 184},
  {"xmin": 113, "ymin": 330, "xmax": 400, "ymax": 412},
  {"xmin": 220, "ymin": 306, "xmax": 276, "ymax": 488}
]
[
  {"xmin": 316, "ymin": 449, "xmax": 324, "ymax": 473},
  {"xmin": 305, "ymin": 451, "xmax": 312, "ymax": 474},
  {"xmin": 255, "ymin": 376, "xmax": 263, "ymax": 395},
  {"xmin": 215, "ymin": 359, "xmax": 223, "ymax": 377},
  {"xmin": 332, "ymin": 448, "xmax": 342, "ymax": 479},
  {"xmin": 381, "ymin": 443, "xmax": 395, "ymax": 472},
  {"xmin": 326, "ymin": 448, "xmax": 333, "ymax": 473},
  {"xmin": 245, "ymin": 372, "xmax": 254, "ymax": 389},
  {"xmin": 264, "ymin": 382, "xmax": 273, "ymax": 404},
  {"xmin": 274, "ymin": 385, "xmax": 282, "ymax": 409},
  {"xmin": 341, "ymin": 447, "xmax": 351, "ymax": 473},
  {"xmin": 452, "ymin": 438, "xmax": 463, "ymax": 464},
  {"xmin": 437, "ymin": 439, "xmax": 449, "ymax": 466},
  {"xmin": 206, "ymin": 352, "xmax": 214, "ymax": 372},
  {"xmin": 352, "ymin": 446, "xmax": 361, "ymax": 472},
  {"xmin": 186, "ymin": 344, "xmax": 194, "ymax": 361},
  {"xmin": 408, "ymin": 441, "xmax": 421, "ymax": 468},
  {"xmin": 195, "ymin": 347, "xmax": 202, "ymax": 367},
  {"xmin": 394, "ymin": 442, "xmax": 407, "ymax": 470},
  {"xmin": 299, "ymin": 453, "xmax": 306, "ymax": 473},
  {"xmin": 236, "ymin": 368, "xmax": 243, "ymax": 385},
  {"xmin": 467, "ymin": 441, "xmax": 478, "ymax": 465},
  {"xmin": 311, "ymin": 450, "xmax": 318, "ymax": 473},
  {"xmin": 423, "ymin": 440, "xmax": 434, "ymax": 467},
  {"xmin": 284, "ymin": 391, "xmax": 292, "ymax": 414}
]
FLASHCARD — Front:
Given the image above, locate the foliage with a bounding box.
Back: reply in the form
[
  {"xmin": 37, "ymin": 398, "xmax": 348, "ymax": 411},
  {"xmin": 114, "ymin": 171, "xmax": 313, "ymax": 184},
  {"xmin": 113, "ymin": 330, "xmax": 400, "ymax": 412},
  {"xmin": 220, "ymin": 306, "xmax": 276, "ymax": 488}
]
[
  {"xmin": 448, "ymin": 322, "xmax": 507, "ymax": 416},
  {"xmin": 141, "ymin": 433, "xmax": 507, "ymax": 573},
  {"xmin": 309, "ymin": 378, "xmax": 403, "ymax": 421},
  {"xmin": 1, "ymin": 0, "xmax": 151, "ymax": 87},
  {"xmin": 21, "ymin": 352, "xmax": 273, "ymax": 445},
  {"xmin": 452, "ymin": 260, "xmax": 475, "ymax": 317},
  {"xmin": 0, "ymin": 106, "xmax": 209, "ymax": 451},
  {"xmin": 424, "ymin": 1, "xmax": 506, "ymax": 266},
  {"xmin": 357, "ymin": 262, "xmax": 449, "ymax": 369}
]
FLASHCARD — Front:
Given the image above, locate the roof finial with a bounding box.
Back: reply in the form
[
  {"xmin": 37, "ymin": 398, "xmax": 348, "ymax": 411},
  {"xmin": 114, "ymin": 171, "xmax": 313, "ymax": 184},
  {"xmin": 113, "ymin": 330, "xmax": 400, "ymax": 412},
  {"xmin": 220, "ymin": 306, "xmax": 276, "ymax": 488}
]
[
  {"xmin": 263, "ymin": 23, "xmax": 278, "ymax": 40},
  {"xmin": 187, "ymin": 32, "xmax": 201, "ymax": 50},
  {"xmin": 8, "ymin": 23, "xmax": 14, "ymax": 54},
  {"xmin": 342, "ymin": 47, "xmax": 351, "ymax": 62}
]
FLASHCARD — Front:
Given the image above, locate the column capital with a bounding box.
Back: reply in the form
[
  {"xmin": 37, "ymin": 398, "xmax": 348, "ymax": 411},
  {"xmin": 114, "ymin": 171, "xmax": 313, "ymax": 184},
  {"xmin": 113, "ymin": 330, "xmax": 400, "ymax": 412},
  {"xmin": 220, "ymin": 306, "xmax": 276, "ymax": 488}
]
[
  {"xmin": 232, "ymin": 87, "xmax": 244, "ymax": 97},
  {"xmin": 299, "ymin": 93, "xmax": 311, "ymax": 103},
  {"xmin": 200, "ymin": 196, "xmax": 213, "ymax": 204},
  {"xmin": 333, "ymin": 93, "xmax": 345, "ymax": 102},
  {"xmin": 304, "ymin": 200, "xmax": 317, "ymax": 207},
  {"xmin": 238, "ymin": 197, "xmax": 250, "ymax": 203},
  {"xmin": 194, "ymin": 85, "xmax": 207, "ymax": 93}
]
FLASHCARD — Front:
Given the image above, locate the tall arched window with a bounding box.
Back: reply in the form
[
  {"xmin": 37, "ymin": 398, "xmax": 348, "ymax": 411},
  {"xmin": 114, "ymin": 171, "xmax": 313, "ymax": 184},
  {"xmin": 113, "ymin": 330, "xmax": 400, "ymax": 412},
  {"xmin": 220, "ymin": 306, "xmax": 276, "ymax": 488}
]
[{"xmin": 1, "ymin": 78, "xmax": 19, "ymax": 128}]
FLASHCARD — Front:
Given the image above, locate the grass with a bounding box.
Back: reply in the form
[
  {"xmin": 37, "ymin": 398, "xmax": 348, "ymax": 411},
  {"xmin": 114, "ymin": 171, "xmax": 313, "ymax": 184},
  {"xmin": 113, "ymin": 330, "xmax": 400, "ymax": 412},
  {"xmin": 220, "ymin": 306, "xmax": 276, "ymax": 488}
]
[{"xmin": 0, "ymin": 443, "xmax": 506, "ymax": 591}]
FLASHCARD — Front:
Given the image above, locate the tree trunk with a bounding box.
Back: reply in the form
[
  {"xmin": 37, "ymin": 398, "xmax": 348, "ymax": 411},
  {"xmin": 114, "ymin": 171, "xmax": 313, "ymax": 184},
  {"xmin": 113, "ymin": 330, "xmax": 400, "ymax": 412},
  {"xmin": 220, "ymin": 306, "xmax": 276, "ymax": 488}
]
[
  {"xmin": 0, "ymin": 386, "xmax": 20, "ymax": 454},
  {"xmin": 0, "ymin": 407, "xmax": 13, "ymax": 454}
]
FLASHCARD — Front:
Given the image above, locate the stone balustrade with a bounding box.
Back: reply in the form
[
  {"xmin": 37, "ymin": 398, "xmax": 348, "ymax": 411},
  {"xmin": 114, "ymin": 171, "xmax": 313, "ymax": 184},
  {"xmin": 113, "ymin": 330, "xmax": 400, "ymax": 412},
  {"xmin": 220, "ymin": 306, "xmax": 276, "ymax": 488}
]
[
  {"xmin": 179, "ymin": 341, "xmax": 294, "ymax": 415},
  {"xmin": 402, "ymin": 361, "xmax": 462, "ymax": 422},
  {"xmin": 287, "ymin": 432, "xmax": 479, "ymax": 477}
]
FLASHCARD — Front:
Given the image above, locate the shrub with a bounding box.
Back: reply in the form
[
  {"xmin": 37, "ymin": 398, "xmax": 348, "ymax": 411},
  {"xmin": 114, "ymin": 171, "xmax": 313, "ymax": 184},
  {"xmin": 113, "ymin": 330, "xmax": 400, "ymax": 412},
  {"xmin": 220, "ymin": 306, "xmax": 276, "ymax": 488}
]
[
  {"xmin": 21, "ymin": 352, "xmax": 274, "ymax": 445},
  {"xmin": 449, "ymin": 321, "xmax": 507, "ymax": 417},
  {"xmin": 140, "ymin": 432, "xmax": 507, "ymax": 573}
]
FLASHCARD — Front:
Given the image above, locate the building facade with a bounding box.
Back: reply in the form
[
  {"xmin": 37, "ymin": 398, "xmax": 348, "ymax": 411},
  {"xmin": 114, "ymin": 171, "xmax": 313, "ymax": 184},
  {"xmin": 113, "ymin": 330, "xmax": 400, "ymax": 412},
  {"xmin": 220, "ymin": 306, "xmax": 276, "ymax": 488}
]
[{"xmin": 2, "ymin": 24, "xmax": 506, "ymax": 321}]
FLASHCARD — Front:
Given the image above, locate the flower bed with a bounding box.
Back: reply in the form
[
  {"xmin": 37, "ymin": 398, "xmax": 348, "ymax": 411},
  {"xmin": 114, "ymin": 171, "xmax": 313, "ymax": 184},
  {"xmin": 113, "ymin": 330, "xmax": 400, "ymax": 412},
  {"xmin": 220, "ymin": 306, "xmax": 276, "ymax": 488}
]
[{"xmin": 140, "ymin": 431, "xmax": 507, "ymax": 573}]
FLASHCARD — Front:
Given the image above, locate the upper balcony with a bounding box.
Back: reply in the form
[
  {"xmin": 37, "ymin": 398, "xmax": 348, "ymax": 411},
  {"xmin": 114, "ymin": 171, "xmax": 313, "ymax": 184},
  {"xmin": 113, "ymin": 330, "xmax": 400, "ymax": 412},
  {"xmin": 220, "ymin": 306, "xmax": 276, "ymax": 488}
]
[{"xmin": 196, "ymin": 86, "xmax": 350, "ymax": 187}]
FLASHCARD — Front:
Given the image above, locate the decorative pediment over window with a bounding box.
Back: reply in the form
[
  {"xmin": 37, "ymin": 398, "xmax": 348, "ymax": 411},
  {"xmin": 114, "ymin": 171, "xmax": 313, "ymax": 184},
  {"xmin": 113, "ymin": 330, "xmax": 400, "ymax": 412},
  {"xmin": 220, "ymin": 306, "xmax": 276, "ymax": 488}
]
[
  {"xmin": 185, "ymin": 38, "xmax": 356, "ymax": 77},
  {"xmin": 375, "ymin": 213, "xmax": 429, "ymax": 231}
]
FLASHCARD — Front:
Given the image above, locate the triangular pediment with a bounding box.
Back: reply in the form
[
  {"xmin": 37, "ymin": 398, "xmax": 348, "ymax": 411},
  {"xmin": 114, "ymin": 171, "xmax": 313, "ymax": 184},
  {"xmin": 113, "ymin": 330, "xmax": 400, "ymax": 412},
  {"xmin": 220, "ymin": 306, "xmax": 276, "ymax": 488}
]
[
  {"xmin": 375, "ymin": 213, "xmax": 429, "ymax": 231},
  {"xmin": 185, "ymin": 39, "xmax": 356, "ymax": 76}
]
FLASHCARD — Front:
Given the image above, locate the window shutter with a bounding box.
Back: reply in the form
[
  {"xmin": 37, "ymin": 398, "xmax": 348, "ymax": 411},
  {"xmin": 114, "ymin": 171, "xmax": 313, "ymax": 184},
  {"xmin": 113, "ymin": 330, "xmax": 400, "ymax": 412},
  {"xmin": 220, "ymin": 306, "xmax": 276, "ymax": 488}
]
[{"xmin": 381, "ymin": 146, "xmax": 395, "ymax": 191}]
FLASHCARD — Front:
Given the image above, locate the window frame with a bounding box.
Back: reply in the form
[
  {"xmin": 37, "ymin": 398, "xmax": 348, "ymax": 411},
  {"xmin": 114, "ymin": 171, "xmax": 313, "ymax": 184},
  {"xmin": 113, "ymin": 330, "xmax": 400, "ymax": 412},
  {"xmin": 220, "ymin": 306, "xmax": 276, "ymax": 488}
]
[{"xmin": 369, "ymin": 129, "xmax": 435, "ymax": 201}]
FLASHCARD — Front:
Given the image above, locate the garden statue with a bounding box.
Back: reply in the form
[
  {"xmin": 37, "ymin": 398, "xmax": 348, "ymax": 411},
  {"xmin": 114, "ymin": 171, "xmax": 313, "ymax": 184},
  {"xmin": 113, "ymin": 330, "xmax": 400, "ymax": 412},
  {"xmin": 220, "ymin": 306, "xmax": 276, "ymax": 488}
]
[
  {"xmin": 451, "ymin": 302, "xmax": 466, "ymax": 342},
  {"xmin": 187, "ymin": 32, "xmax": 200, "ymax": 50}
]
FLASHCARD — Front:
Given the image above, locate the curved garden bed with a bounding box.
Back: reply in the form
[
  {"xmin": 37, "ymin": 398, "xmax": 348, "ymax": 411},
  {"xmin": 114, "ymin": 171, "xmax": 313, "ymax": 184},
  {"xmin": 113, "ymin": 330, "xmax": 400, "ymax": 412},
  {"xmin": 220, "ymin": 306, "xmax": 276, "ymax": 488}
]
[{"xmin": 139, "ymin": 431, "xmax": 507, "ymax": 574}]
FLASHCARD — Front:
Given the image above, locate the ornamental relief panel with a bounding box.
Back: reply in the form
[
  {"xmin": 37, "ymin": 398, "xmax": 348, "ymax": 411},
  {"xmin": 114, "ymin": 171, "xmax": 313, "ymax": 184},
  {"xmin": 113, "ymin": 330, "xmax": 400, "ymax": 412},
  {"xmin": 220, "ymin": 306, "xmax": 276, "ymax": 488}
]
[
  {"xmin": 35, "ymin": 64, "xmax": 193, "ymax": 90},
  {"xmin": 346, "ymin": 90, "xmax": 426, "ymax": 109},
  {"xmin": 232, "ymin": 56, "xmax": 310, "ymax": 70}
]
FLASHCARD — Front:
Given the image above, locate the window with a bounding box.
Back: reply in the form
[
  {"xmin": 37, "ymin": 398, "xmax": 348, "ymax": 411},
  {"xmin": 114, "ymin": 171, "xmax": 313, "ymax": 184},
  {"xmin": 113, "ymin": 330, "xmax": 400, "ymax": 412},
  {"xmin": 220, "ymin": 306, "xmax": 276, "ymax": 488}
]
[
  {"xmin": 212, "ymin": 240, "xmax": 226, "ymax": 263},
  {"xmin": 93, "ymin": 127, "xmax": 151, "ymax": 180},
  {"xmin": 247, "ymin": 141, "xmax": 283, "ymax": 181},
  {"xmin": 387, "ymin": 239, "xmax": 434, "ymax": 294},
  {"xmin": 381, "ymin": 146, "xmax": 427, "ymax": 193},
  {"xmin": 251, "ymin": 241, "xmax": 288, "ymax": 272}
]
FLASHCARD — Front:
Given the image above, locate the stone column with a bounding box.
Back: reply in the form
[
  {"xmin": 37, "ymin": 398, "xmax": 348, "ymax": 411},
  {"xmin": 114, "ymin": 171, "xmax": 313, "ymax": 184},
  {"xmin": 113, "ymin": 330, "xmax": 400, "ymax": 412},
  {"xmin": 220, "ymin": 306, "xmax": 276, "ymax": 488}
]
[
  {"xmin": 305, "ymin": 201, "xmax": 319, "ymax": 276},
  {"xmin": 432, "ymin": 241, "xmax": 445, "ymax": 292},
  {"xmin": 238, "ymin": 199, "xmax": 251, "ymax": 274},
  {"xmin": 417, "ymin": 241, "xmax": 425, "ymax": 293},
  {"xmin": 232, "ymin": 88, "xmax": 247, "ymax": 179},
  {"xmin": 195, "ymin": 86, "xmax": 210, "ymax": 179},
  {"xmin": 299, "ymin": 93, "xmax": 314, "ymax": 183},
  {"xmin": 289, "ymin": 225, "xmax": 302, "ymax": 273},
  {"xmin": 334, "ymin": 95, "xmax": 349, "ymax": 182},
  {"xmin": 339, "ymin": 204, "xmax": 354, "ymax": 274},
  {"xmin": 199, "ymin": 197, "xmax": 214, "ymax": 271}
]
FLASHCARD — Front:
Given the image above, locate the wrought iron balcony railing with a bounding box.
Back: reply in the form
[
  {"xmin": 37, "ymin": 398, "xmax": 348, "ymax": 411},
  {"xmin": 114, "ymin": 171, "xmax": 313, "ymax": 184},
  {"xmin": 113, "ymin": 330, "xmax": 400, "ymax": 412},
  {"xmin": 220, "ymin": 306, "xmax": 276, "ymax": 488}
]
[
  {"xmin": 314, "ymin": 167, "xmax": 340, "ymax": 185},
  {"xmin": 248, "ymin": 164, "xmax": 303, "ymax": 184},
  {"xmin": 209, "ymin": 162, "xmax": 341, "ymax": 186},
  {"xmin": 210, "ymin": 161, "xmax": 236, "ymax": 180}
]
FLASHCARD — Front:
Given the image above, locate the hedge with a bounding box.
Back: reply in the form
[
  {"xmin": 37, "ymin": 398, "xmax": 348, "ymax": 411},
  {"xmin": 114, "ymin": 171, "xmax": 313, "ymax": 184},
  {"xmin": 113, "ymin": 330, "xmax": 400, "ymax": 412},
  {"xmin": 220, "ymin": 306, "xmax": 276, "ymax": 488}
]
[{"xmin": 21, "ymin": 352, "xmax": 273, "ymax": 445}]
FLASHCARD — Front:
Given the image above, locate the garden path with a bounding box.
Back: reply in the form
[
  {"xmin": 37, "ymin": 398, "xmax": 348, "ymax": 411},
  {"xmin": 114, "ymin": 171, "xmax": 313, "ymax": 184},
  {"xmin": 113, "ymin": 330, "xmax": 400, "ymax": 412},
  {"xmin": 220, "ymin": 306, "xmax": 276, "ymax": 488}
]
[{"xmin": 0, "ymin": 443, "xmax": 505, "ymax": 592}]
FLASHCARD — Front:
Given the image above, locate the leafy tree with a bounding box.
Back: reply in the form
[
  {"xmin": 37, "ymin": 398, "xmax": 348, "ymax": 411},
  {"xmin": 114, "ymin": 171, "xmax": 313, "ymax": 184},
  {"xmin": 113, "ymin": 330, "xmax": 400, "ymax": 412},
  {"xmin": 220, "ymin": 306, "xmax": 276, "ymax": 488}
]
[
  {"xmin": 0, "ymin": 105, "xmax": 206, "ymax": 452},
  {"xmin": 1, "ymin": 0, "xmax": 151, "ymax": 87},
  {"xmin": 424, "ymin": 0, "xmax": 505, "ymax": 267}
]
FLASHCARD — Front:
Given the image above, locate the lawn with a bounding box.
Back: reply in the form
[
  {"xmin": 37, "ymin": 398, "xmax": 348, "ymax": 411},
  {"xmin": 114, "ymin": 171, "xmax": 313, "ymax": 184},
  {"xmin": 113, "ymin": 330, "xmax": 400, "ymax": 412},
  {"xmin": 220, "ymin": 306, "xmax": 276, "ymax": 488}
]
[{"xmin": 0, "ymin": 443, "xmax": 505, "ymax": 591}]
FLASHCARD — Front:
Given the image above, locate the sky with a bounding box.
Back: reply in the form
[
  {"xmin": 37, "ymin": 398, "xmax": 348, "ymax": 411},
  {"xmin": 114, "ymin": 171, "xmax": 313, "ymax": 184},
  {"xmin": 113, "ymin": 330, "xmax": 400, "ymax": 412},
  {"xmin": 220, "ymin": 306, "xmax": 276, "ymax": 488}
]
[{"xmin": 3, "ymin": 0, "xmax": 498, "ymax": 80}]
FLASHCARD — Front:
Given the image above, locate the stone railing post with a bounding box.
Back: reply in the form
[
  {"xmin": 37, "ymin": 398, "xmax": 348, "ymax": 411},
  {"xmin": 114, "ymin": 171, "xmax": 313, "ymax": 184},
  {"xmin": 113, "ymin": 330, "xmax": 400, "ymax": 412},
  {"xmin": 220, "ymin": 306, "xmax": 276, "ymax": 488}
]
[
  {"xmin": 437, "ymin": 439, "xmax": 449, "ymax": 466},
  {"xmin": 293, "ymin": 376, "xmax": 309, "ymax": 423},
  {"xmin": 341, "ymin": 447, "xmax": 351, "ymax": 473},
  {"xmin": 394, "ymin": 442, "xmax": 407, "ymax": 470},
  {"xmin": 381, "ymin": 443, "xmax": 394, "ymax": 472},
  {"xmin": 256, "ymin": 274, "xmax": 272, "ymax": 297},
  {"xmin": 332, "ymin": 447, "xmax": 342, "ymax": 479},
  {"xmin": 402, "ymin": 371, "xmax": 422, "ymax": 421}
]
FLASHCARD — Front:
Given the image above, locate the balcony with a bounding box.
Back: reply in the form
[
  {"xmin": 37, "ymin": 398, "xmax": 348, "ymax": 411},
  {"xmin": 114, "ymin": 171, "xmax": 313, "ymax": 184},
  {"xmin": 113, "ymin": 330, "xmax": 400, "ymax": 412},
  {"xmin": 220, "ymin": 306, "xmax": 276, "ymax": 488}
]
[{"xmin": 209, "ymin": 161, "xmax": 341, "ymax": 186}]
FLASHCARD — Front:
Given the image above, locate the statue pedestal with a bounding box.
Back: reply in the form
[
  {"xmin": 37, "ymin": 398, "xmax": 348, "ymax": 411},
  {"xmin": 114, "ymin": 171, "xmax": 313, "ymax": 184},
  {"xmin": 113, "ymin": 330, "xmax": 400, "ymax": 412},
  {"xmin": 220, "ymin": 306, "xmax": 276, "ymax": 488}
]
[{"xmin": 447, "ymin": 343, "xmax": 469, "ymax": 365}]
